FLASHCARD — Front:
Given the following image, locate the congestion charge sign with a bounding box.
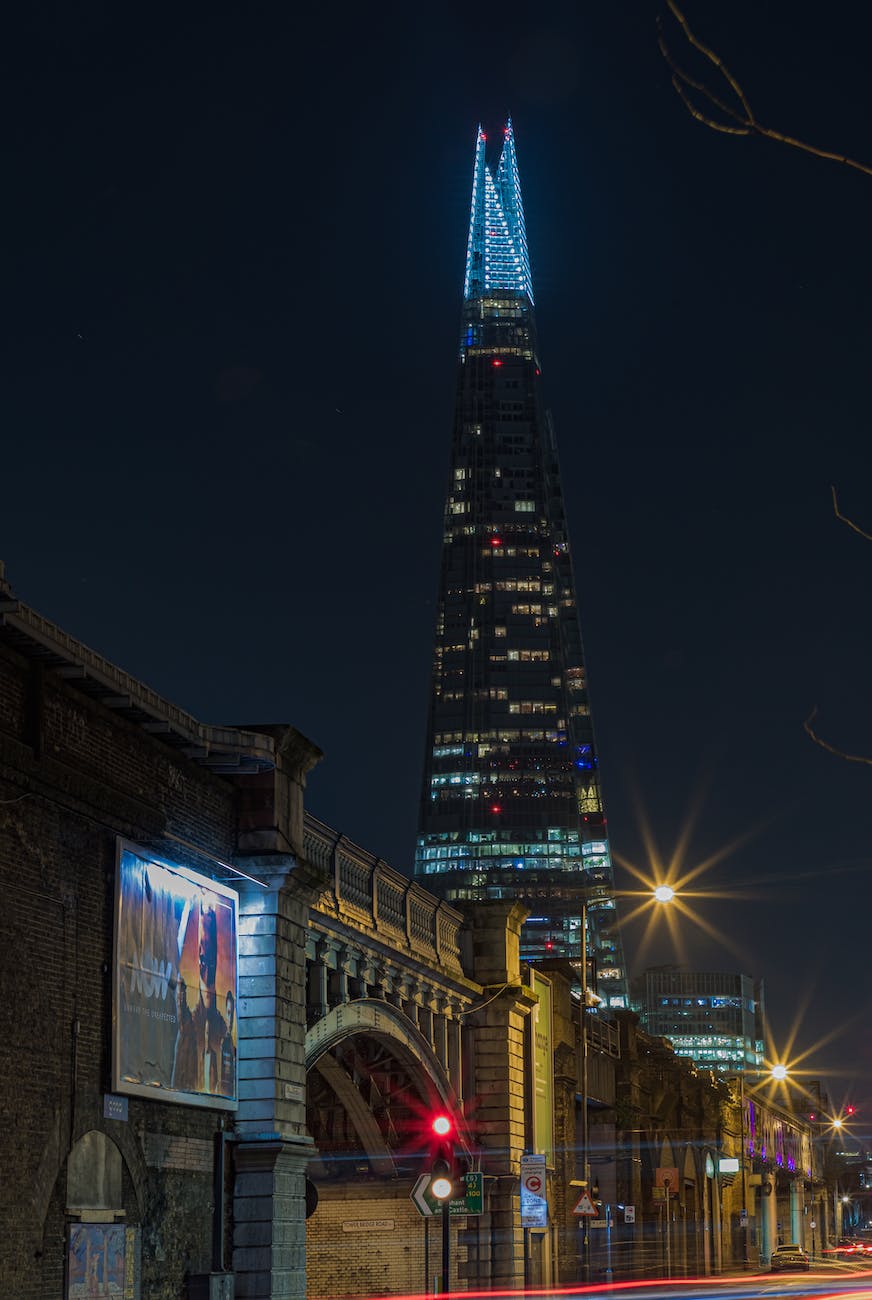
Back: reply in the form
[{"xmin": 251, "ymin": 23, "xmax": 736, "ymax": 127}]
[{"xmin": 521, "ymin": 1154, "xmax": 548, "ymax": 1228}]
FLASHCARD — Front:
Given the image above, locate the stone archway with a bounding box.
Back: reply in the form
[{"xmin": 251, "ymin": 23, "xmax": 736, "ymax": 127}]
[{"xmin": 306, "ymin": 998, "xmax": 455, "ymax": 1108}]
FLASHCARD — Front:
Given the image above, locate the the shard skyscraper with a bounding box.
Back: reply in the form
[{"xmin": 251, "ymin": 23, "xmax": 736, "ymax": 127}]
[{"xmin": 414, "ymin": 122, "xmax": 627, "ymax": 1008}]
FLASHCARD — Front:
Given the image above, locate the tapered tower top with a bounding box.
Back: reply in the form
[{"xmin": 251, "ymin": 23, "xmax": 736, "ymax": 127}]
[{"xmin": 463, "ymin": 119, "xmax": 534, "ymax": 304}]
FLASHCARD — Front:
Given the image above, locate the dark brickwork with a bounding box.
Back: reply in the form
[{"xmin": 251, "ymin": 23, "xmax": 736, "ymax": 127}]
[{"xmin": 0, "ymin": 637, "xmax": 245, "ymax": 1299}]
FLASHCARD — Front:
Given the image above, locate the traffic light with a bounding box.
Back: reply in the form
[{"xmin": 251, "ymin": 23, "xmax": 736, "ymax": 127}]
[
  {"xmin": 847, "ymin": 1105, "xmax": 856, "ymax": 1117},
  {"xmin": 429, "ymin": 1111, "xmax": 457, "ymax": 1201}
]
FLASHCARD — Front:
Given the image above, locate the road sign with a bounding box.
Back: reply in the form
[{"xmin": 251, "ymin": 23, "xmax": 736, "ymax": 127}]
[
  {"xmin": 411, "ymin": 1173, "xmax": 435, "ymax": 1217},
  {"xmin": 464, "ymin": 1171, "xmax": 483, "ymax": 1215},
  {"xmin": 656, "ymin": 1167, "xmax": 679, "ymax": 1196},
  {"xmin": 521, "ymin": 1154, "xmax": 548, "ymax": 1228},
  {"xmin": 410, "ymin": 1171, "xmax": 483, "ymax": 1218},
  {"xmin": 573, "ymin": 1191, "xmax": 597, "ymax": 1217},
  {"xmin": 624, "ymin": 1205, "xmax": 635, "ymax": 1224}
]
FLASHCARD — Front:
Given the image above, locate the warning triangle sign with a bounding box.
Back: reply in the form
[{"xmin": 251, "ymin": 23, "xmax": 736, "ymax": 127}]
[{"xmin": 573, "ymin": 1192, "xmax": 597, "ymax": 1216}]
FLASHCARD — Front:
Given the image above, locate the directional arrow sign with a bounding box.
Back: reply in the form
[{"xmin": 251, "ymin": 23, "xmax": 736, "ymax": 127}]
[
  {"xmin": 411, "ymin": 1173, "xmax": 436, "ymax": 1218},
  {"xmin": 410, "ymin": 1172, "xmax": 483, "ymax": 1219}
]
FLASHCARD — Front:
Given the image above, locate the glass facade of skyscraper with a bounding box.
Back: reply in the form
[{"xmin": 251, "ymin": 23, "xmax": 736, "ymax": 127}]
[
  {"xmin": 414, "ymin": 122, "xmax": 627, "ymax": 1008},
  {"xmin": 633, "ymin": 967, "xmax": 765, "ymax": 1073}
]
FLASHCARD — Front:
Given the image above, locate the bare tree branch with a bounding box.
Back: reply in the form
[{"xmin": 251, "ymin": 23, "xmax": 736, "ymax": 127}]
[
  {"xmin": 657, "ymin": 20, "xmax": 750, "ymax": 131},
  {"xmin": 831, "ymin": 484, "xmax": 872, "ymax": 542},
  {"xmin": 669, "ymin": 76, "xmax": 751, "ymax": 137},
  {"xmin": 665, "ymin": 0, "xmax": 755, "ymax": 124},
  {"xmin": 804, "ymin": 707, "xmax": 872, "ymax": 767},
  {"xmin": 660, "ymin": 1, "xmax": 872, "ymax": 179}
]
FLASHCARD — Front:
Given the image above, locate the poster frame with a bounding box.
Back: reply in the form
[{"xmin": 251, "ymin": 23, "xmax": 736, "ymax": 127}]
[{"xmin": 112, "ymin": 837, "xmax": 239, "ymax": 1111}]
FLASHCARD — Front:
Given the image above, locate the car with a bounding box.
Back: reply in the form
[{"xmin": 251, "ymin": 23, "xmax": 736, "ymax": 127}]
[{"xmin": 770, "ymin": 1243, "xmax": 810, "ymax": 1272}]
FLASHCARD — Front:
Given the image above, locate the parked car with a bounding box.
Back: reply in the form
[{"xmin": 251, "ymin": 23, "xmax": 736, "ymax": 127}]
[{"xmin": 771, "ymin": 1244, "xmax": 810, "ymax": 1272}]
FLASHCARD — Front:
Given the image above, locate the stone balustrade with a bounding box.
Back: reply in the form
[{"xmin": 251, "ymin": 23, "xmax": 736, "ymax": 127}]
[{"xmin": 304, "ymin": 814, "xmax": 464, "ymax": 973}]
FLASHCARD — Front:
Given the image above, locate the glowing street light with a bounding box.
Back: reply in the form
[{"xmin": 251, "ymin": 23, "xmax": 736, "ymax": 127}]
[
  {"xmin": 653, "ymin": 884, "xmax": 676, "ymax": 903},
  {"xmin": 770, "ymin": 1064, "xmax": 789, "ymax": 1082}
]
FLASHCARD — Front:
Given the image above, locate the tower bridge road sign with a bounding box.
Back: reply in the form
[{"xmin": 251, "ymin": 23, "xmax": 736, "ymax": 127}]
[{"xmin": 411, "ymin": 1171, "xmax": 484, "ymax": 1218}]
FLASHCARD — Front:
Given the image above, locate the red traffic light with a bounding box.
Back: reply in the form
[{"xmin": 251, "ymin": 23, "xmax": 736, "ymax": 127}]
[
  {"xmin": 847, "ymin": 1105, "xmax": 856, "ymax": 1116},
  {"xmin": 432, "ymin": 1113, "xmax": 453, "ymax": 1138}
]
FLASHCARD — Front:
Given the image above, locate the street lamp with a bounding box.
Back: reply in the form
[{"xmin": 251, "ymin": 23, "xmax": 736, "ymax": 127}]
[
  {"xmin": 579, "ymin": 901, "xmax": 591, "ymax": 1284},
  {"xmin": 653, "ymin": 884, "xmax": 675, "ymax": 904}
]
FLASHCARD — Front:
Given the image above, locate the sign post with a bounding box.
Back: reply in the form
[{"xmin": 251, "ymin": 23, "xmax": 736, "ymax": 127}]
[
  {"xmin": 656, "ymin": 1167, "xmax": 678, "ymax": 1280},
  {"xmin": 520, "ymin": 1154, "xmax": 548, "ymax": 1229}
]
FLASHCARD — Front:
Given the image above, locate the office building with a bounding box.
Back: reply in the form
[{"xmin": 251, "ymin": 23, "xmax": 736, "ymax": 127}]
[{"xmin": 633, "ymin": 966, "xmax": 765, "ymax": 1073}]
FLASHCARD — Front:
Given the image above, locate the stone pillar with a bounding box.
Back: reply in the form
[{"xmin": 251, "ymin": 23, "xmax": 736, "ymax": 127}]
[
  {"xmin": 759, "ymin": 1174, "xmax": 776, "ymax": 1264},
  {"xmin": 447, "ymin": 1003, "xmax": 463, "ymax": 1101},
  {"xmin": 461, "ymin": 901, "xmax": 534, "ymax": 1293},
  {"xmin": 790, "ymin": 1180, "xmax": 803, "ymax": 1246},
  {"xmin": 233, "ymin": 855, "xmax": 320, "ymax": 1300}
]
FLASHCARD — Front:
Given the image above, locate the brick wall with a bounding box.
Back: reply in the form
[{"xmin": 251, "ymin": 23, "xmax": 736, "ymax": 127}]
[
  {"xmin": 0, "ymin": 640, "xmax": 240, "ymax": 1299},
  {"xmin": 307, "ymin": 1185, "xmax": 467, "ymax": 1299}
]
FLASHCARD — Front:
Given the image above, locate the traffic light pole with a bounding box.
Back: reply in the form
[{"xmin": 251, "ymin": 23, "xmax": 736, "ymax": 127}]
[{"xmin": 441, "ymin": 1198, "xmax": 450, "ymax": 1294}]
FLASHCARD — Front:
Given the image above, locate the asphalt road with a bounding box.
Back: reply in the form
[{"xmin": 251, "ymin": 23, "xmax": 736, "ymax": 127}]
[{"xmin": 373, "ymin": 1261, "xmax": 872, "ymax": 1300}]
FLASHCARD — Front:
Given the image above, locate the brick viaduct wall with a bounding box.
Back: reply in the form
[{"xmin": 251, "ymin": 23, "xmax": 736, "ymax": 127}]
[
  {"xmin": 0, "ymin": 626, "xmax": 329, "ymax": 1300},
  {"xmin": 307, "ymin": 1185, "xmax": 467, "ymax": 1299},
  {"xmin": 0, "ymin": 637, "xmax": 244, "ymax": 1298}
]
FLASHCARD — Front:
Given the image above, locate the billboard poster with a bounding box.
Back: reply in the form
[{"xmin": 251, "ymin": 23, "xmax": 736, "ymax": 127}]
[
  {"xmin": 530, "ymin": 970, "xmax": 554, "ymax": 1165},
  {"xmin": 67, "ymin": 1224, "xmax": 139, "ymax": 1299},
  {"xmin": 113, "ymin": 840, "xmax": 238, "ymax": 1110}
]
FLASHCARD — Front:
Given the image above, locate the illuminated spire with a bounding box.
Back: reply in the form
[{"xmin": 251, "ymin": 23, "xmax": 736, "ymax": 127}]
[{"xmin": 463, "ymin": 119, "xmax": 534, "ymax": 304}]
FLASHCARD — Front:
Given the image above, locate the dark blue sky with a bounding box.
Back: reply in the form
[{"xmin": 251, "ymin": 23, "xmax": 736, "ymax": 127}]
[{"xmin": 3, "ymin": 1, "xmax": 872, "ymax": 1120}]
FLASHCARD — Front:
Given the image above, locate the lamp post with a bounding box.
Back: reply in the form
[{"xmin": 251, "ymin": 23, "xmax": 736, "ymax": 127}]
[
  {"xmin": 738, "ymin": 1072, "xmax": 750, "ymax": 1269},
  {"xmin": 580, "ymin": 900, "xmax": 591, "ymax": 1285}
]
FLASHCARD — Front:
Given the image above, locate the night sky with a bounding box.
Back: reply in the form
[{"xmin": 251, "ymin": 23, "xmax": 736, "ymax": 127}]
[{"xmin": 3, "ymin": 2, "xmax": 872, "ymax": 1123}]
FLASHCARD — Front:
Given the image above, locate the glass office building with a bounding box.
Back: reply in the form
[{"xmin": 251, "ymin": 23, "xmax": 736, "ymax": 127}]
[
  {"xmin": 413, "ymin": 122, "xmax": 627, "ymax": 1007},
  {"xmin": 633, "ymin": 967, "xmax": 765, "ymax": 1073}
]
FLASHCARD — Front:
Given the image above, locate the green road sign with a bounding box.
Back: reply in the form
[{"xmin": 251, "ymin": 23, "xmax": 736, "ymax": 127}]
[
  {"xmin": 463, "ymin": 1171, "xmax": 483, "ymax": 1214},
  {"xmin": 411, "ymin": 1171, "xmax": 484, "ymax": 1218}
]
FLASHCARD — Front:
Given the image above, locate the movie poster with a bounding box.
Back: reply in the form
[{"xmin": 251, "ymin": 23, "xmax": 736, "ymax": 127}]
[{"xmin": 114, "ymin": 840, "xmax": 238, "ymax": 1109}]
